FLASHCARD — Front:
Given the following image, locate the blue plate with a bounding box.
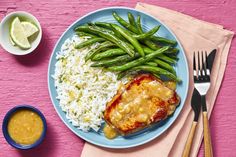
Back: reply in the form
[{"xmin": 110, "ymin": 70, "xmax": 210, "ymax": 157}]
[{"xmin": 48, "ymin": 7, "xmax": 189, "ymax": 148}]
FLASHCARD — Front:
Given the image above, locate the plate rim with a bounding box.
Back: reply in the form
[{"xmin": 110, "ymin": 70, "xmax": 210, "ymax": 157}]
[{"xmin": 47, "ymin": 6, "xmax": 189, "ymax": 149}]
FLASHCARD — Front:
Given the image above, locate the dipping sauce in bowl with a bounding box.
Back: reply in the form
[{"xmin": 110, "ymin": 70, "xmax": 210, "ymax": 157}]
[
  {"xmin": 8, "ymin": 109, "xmax": 44, "ymax": 145},
  {"xmin": 2, "ymin": 105, "xmax": 47, "ymax": 149}
]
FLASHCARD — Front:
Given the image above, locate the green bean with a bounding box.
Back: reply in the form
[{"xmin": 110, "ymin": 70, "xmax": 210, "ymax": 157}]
[
  {"xmin": 142, "ymin": 40, "xmax": 179, "ymax": 53},
  {"xmin": 90, "ymin": 24, "xmax": 114, "ymax": 34},
  {"xmin": 75, "ymin": 37, "xmax": 105, "ymax": 49},
  {"xmin": 136, "ymin": 15, "xmax": 143, "ymax": 34},
  {"xmin": 131, "ymin": 65, "xmax": 181, "ymax": 82},
  {"xmin": 110, "ymin": 26, "xmax": 130, "ymax": 42},
  {"xmin": 133, "ymin": 26, "xmax": 160, "ymax": 40},
  {"xmin": 142, "ymin": 45, "xmax": 173, "ymax": 54},
  {"xmin": 76, "ymin": 25, "xmax": 135, "ymax": 57},
  {"xmin": 91, "ymin": 23, "xmax": 134, "ymax": 49},
  {"xmin": 135, "ymin": 16, "xmax": 161, "ymax": 50},
  {"xmin": 117, "ymin": 70, "xmax": 140, "ymax": 80},
  {"xmin": 94, "ymin": 22, "xmax": 132, "ymax": 41},
  {"xmin": 146, "ymin": 62, "xmax": 158, "ymax": 66},
  {"xmin": 128, "ymin": 12, "xmax": 136, "ymax": 27},
  {"xmin": 111, "ymin": 24, "xmax": 144, "ymax": 56},
  {"xmin": 117, "ymin": 68, "xmax": 161, "ymax": 80},
  {"xmin": 117, "ymin": 71, "xmax": 129, "ymax": 80},
  {"xmin": 157, "ymin": 55, "xmax": 176, "ymax": 64},
  {"xmin": 108, "ymin": 46, "xmax": 169, "ymax": 71},
  {"xmin": 76, "ymin": 31, "xmax": 97, "ymax": 38},
  {"xmin": 92, "ymin": 48, "xmax": 126, "ymax": 61},
  {"xmin": 112, "ymin": 12, "xmax": 139, "ymax": 34},
  {"xmin": 91, "ymin": 54, "xmax": 140, "ymax": 67},
  {"xmin": 143, "ymin": 40, "xmax": 161, "ymax": 50},
  {"xmin": 87, "ymin": 22, "xmax": 96, "ymax": 26},
  {"xmin": 153, "ymin": 73, "xmax": 161, "ymax": 79},
  {"xmin": 91, "ymin": 23, "xmax": 134, "ymax": 43},
  {"xmin": 75, "ymin": 25, "xmax": 112, "ymax": 34},
  {"xmin": 94, "ymin": 22, "xmax": 126, "ymax": 40},
  {"xmin": 136, "ymin": 15, "xmax": 177, "ymax": 46},
  {"xmin": 94, "ymin": 22, "xmax": 111, "ymax": 29},
  {"xmin": 143, "ymin": 46, "xmax": 154, "ymax": 53},
  {"xmin": 110, "ymin": 15, "xmax": 169, "ymax": 52},
  {"xmin": 170, "ymin": 47, "xmax": 179, "ymax": 54},
  {"xmin": 117, "ymin": 59, "xmax": 173, "ymax": 80},
  {"xmin": 85, "ymin": 41, "xmax": 115, "ymax": 61},
  {"xmin": 143, "ymin": 46, "xmax": 178, "ymax": 55},
  {"xmin": 151, "ymin": 36, "xmax": 177, "ymax": 46},
  {"xmin": 162, "ymin": 48, "xmax": 179, "ymax": 54},
  {"xmin": 143, "ymin": 46, "xmax": 177, "ymax": 64},
  {"xmin": 153, "ymin": 59, "xmax": 176, "ymax": 75},
  {"xmin": 167, "ymin": 54, "xmax": 179, "ymax": 60}
]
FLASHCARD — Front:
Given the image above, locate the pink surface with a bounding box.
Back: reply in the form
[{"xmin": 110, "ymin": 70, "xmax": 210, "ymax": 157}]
[{"xmin": 0, "ymin": 0, "xmax": 235, "ymax": 157}]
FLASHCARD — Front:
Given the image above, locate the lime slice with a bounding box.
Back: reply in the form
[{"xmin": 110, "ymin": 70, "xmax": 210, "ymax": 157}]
[
  {"xmin": 9, "ymin": 36, "xmax": 16, "ymax": 46},
  {"xmin": 21, "ymin": 21, "xmax": 39, "ymax": 37},
  {"xmin": 10, "ymin": 17, "xmax": 31, "ymax": 49}
]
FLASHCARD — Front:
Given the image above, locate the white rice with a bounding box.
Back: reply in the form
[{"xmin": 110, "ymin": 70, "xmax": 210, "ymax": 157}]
[{"xmin": 53, "ymin": 35, "xmax": 128, "ymax": 132}]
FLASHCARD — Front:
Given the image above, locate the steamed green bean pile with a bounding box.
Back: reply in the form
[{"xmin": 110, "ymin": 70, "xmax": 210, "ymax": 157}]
[{"xmin": 74, "ymin": 12, "xmax": 181, "ymax": 82}]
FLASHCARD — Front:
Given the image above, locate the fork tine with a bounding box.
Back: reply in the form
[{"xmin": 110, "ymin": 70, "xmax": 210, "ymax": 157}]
[
  {"xmin": 197, "ymin": 51, "xmax": 202, "ymax": 76},
  {"xmin": 201, "ymin": 51, "xmax": 206, "ymax": 76},
  {"xmin": 193, "ymin": 52, "xmax": 196, "ymax": 71},
  {"xmin": 193, "ymin": 52, "xmax": 198, "ymax": 81}
]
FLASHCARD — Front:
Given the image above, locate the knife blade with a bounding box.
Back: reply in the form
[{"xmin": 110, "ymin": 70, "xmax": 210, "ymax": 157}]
[
  {"xmin": 191, "ymin": 88, "xmax": 201, "ymax": 122},
  {"xmin": 208, "ymin": 49, "xmax": 216, "ymax": 72}
]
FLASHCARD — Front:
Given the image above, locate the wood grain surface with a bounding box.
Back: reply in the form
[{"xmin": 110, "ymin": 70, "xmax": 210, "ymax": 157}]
[{"xmin": 0, "ymin": 0, "xmax": 235, "ymax": 157}]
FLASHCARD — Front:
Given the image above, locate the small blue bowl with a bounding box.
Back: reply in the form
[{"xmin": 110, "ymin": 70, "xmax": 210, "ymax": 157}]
[{"xmin": 2, "ymin": 105, "xmax": 47, "ymax": 150}]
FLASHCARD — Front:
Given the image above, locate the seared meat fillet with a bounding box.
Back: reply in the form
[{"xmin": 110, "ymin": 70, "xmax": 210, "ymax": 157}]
[{"xmin": 104, "ymin": 74, "xmax": 180, "ymax": 135}]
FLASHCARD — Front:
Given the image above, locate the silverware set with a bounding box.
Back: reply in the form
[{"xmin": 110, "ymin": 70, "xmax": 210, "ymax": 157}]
[{"xmin": 182, "ymin": 49, "xmax": 216, "ymax": 157}]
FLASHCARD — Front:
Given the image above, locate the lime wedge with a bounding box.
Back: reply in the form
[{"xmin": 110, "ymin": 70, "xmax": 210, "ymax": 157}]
[
  {"xmin": 21, "ymin": 21, "xmax": 39, "ymax": 37},
  {"xmin": 10, "ymin": 17, "xmax": 30, "ymax": 49}
]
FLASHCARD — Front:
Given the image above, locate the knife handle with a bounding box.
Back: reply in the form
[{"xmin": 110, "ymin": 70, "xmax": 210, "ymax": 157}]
[
  {"xmin": 203, "ymin": 111, "xmax": 213, "ymax": 157},
  {"xmin": 182, "ymin": 121, "xmax": 197, "ymax": 157}
]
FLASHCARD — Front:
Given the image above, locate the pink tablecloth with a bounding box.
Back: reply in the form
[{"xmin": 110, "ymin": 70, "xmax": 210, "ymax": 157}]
[{"xmin": 0, "ymin": 1, "xmax": 235, "ymax": 157}]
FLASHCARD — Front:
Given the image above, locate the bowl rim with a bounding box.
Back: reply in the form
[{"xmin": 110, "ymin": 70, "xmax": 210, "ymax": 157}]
[
  {"xmin": 0, "ymin": 11, "xmax": 42, "ymax": 55},
  {"xmin": 2, "ymin": 105, "xmax": 47, "ymax": 150}
]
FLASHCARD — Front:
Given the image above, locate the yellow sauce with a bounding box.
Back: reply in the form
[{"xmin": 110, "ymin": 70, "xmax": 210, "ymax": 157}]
[
  {"xmin": 103, "ymin": 124, "xmax": 118, "ymax": 139},
  {"xmin": 7, "ymin": 109, "xmax": 44, "ymax": 145},
  {"xmin": 110, "ymin": 80, "xmax": 174, "ymax": 129}
]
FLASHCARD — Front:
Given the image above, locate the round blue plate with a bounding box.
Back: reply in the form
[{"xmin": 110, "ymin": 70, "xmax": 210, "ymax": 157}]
[{"xmin": 48, "ymin": 7, "xmax": 189, "ymax": 148}]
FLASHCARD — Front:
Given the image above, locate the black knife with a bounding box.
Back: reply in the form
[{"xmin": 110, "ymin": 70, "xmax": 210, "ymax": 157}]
[{"xmin": 182, "ymin": 88, "xmax": 201, "ymax": 157}]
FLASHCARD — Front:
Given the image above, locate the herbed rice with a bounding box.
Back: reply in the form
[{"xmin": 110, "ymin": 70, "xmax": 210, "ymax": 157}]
[{"xmin": 53, "ymin": 35, "xmax": 128, "ymax": 132}]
